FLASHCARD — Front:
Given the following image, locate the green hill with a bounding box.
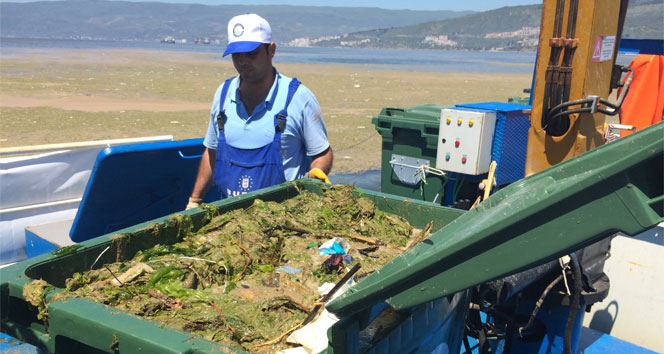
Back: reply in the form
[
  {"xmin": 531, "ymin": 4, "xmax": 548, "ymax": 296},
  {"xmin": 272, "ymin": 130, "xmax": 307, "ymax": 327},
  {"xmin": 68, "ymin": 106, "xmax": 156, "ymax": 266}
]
[
  {"xmin": 309, "ymin": 5, "xmax": 542, "ymax": 51},
  {"xmin": 0, "ymin": 1, "xmax": 471, "ymax": 43},
  {"xmin": 309, "ymin": 1, "xmax": 662, "ymax": 51},
  {"xmin": 1, "ymin": 0, "xmax": 660, "ymax": 51}
]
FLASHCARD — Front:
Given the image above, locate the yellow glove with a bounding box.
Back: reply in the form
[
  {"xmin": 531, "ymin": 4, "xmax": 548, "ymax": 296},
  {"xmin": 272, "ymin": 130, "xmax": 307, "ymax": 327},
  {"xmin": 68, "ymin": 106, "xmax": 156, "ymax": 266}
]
[
  {"xmin": 308, "ymin": 168, "xmax": 331, "ymax": 184},
  {"xmin": 186, "ymin": 197, "xmax": 203, "ymax": 210}
]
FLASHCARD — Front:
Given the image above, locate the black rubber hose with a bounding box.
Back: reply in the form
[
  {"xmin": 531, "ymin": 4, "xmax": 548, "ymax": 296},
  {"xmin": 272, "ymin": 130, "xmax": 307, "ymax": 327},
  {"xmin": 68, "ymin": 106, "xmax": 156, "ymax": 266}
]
[
  {"xmin": 562, "ymin": 78, "xmax": 571, "ymax": 104},
  {"xmin": 560, "ymin": 0, "xmax": 579, "ymax": 103},
  {"xmin": 541, "ymin": 82, "xmax": 552, "ymax": 129},
  {"xmin": 565, "ymin": 253, "xmax": 583, "ymax": 354},
  {"xmin": 548, "ymin": 107, "xmax": 591, "ymax": 122},
  {"xmin": 566, "ymin": 0, "xmax": 578, "ymax": 39},
  {"xmin": 570, "ymin": 0, "xmax": 580, "ymax": 39},
  {"xmin": 554, "ymin": 0, "xmax": 565, "ymax": 38},
  {"xmin": 542, "ymin": 0, "xmax": 569, "ymax": 136},
  {"xmin": 548, "ymin": 97, "xmax": 594, "ymax": 116},
  {"xmin": 545, "ymin": 107, "xmax": 581, "ymax": 136}
]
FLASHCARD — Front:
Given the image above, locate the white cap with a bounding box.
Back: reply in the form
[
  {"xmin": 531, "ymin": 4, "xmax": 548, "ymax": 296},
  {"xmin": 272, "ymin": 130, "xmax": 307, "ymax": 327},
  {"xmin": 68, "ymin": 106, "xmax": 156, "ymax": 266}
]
[{"xmin": 223, "ymin": 13, "xmax": 272, "ymax": 57}]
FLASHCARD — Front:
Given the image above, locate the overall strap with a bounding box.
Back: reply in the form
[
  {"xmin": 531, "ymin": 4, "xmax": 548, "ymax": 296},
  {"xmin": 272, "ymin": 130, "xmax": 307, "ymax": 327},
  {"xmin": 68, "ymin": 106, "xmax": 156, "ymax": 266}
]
[
  {"xmin": 275, "ymin": 77, "xmax": 301, "ymax": 132},
  {"xmin": 216, "ymin": 77, "xmax": 234, "ymax": 132}
]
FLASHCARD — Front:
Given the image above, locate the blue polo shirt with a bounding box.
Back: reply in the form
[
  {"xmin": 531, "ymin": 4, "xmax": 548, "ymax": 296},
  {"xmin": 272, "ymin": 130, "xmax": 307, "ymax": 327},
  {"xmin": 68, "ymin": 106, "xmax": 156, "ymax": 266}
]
[{"xmin": 203, "ymin": 71, "xmax": 330, "ymax": 181}]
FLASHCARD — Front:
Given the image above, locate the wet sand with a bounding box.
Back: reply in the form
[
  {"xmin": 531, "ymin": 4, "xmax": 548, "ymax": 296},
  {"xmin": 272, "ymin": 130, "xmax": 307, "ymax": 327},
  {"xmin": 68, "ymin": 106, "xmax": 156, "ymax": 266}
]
[{"xmin": 0, "ymin": 48, "xmax": 531, "ymax": 172}]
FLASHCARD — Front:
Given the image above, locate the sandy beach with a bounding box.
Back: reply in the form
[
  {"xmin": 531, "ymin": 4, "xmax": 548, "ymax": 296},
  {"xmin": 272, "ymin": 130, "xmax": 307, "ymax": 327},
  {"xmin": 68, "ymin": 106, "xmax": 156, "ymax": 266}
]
[{"xmin": 0, "ymin": 48, "xmax": 531, "ymax": 172}]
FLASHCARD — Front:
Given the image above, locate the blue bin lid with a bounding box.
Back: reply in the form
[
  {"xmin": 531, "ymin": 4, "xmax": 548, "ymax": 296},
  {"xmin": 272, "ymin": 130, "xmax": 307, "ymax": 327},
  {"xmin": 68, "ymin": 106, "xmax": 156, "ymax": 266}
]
[
  {"xmin": 455, "ymin": 101, "xmax": 531, "ymax": 112},
  {"xmin": 70, "ymin": 138, "xmax": 218, "ymax": 243}
]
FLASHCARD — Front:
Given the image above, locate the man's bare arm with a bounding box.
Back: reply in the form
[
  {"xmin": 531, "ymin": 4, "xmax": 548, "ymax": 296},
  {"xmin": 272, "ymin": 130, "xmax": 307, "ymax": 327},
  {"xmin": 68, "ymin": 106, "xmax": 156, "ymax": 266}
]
[
  {"xmin": 310, "ymin": 147, "xmax": 333, "ymax": 175},
  {"xmin": 190, "ymin": 147, "xmax": 216, "ymax": 200}
]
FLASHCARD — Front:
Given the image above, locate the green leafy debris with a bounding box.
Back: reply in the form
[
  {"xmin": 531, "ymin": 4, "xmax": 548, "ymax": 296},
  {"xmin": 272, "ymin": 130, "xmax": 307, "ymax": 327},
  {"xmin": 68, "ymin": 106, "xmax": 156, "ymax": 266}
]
[
  {"xmin": 51, "ymin": 244, "xmax": 83, "ymax": 257},
  {"xmin": 51, "ymin": 185, "xmax": 423, "ymax": 353}
]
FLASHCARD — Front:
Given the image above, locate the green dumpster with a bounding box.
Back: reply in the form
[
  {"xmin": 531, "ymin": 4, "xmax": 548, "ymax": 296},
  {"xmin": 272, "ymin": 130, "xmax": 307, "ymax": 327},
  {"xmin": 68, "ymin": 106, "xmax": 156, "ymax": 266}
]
[
  {"xmin": 4, "ymin": 121, "xmax": 660, "ymax": 353},
  {"xmin": 372, "ymin": 105, "xmax": 448, "ymax": 204},
  {"xmin": 0, "ymin": 180, "xmax": 467, "ymax": 354},
  {"xmin": 328, "ymin": 122, "xmax": 663, "ymax": 317}
]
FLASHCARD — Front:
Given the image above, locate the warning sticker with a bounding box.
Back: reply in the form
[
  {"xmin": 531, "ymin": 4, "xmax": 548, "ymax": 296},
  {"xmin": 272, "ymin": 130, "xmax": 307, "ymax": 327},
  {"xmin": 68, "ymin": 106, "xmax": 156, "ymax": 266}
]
[{"xmin": 592, "ymin": 35, "xmax": 616, "ymax": 62}]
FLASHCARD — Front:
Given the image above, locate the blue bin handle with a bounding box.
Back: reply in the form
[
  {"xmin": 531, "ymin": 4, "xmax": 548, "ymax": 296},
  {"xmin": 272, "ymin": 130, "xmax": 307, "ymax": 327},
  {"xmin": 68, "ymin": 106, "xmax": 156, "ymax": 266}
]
[{"xmin": 178, "ymin": 151, "xmax": 203, "ymax": 159}]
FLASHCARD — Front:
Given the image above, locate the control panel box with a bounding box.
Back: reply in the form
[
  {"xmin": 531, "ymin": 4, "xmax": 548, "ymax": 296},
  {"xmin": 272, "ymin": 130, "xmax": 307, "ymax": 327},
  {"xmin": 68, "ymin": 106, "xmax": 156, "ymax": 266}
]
[{"xmin": 435, "ymin": 108, "xmax": 496, "ymax": 175}]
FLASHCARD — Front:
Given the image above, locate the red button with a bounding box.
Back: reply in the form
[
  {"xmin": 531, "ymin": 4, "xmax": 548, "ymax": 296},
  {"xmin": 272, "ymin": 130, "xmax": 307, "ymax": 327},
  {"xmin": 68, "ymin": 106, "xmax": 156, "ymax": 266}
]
[
  {"xmin": 462, "ymin": 157, "xmax": 467, "ymax": 164},
  {"xmin": 455, "ymin": 140, "xmax": 460, "ymax": 147}
]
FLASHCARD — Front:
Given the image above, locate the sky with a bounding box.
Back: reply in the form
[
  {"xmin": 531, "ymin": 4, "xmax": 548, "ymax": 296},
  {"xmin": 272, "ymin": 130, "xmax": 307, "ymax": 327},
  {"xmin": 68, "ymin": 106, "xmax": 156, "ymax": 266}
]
[{"xmin": 3, "ymin": 0, "xmax": 542, "ymax": 12}]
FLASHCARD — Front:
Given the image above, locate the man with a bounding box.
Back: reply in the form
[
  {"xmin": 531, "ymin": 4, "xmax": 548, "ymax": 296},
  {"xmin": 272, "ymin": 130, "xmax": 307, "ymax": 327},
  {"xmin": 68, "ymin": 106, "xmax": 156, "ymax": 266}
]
[{"xmin": 187, "ymin": 13, "xmax": 333, "ymax": 209}]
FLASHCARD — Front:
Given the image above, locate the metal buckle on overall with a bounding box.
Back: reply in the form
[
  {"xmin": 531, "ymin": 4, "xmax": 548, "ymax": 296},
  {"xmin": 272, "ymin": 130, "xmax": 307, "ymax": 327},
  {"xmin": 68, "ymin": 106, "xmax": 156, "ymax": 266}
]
[
  {"xmin": 217, "ymin": 111, "xmax": 226, "ymax": 131},
  {"xmin": 276, "ymin": 113, "xmax": 287, "ymax": 132}
]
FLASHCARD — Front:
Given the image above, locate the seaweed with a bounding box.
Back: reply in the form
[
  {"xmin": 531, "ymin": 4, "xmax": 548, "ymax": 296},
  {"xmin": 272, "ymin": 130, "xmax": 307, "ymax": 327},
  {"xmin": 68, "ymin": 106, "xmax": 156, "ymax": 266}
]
[
  {"xmin": 50, "ymin": 244, "xmax": 82, "ymax": 257},
  {"xmin": 22, "ymin": 279, "xmax": 57, "ymax": 329},
  {"xmin": 43, "ymin": 185, "xmax": 422, "ymax": 353}
]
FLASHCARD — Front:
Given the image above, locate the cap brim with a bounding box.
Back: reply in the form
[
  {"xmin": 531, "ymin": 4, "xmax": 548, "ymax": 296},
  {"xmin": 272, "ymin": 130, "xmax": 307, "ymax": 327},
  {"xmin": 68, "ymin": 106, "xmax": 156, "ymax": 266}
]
[{"xmin": 223, "ymin": 41, "xmax": 263, "ymax": 57}]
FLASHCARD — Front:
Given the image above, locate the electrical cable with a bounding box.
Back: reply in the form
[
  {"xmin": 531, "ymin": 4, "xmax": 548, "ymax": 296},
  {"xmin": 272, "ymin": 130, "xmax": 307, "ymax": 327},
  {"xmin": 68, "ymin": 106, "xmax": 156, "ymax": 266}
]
[
  {"xmin": 564, "ymin": 253, "xmax": 583, "ymax": 354},
  {"xmin": 432, "ymin": 174, "xmax": 449, "ymax": 204},
  {"xmin": 518, "ymin": 274, "xmax": 563, "ymax": 337}
]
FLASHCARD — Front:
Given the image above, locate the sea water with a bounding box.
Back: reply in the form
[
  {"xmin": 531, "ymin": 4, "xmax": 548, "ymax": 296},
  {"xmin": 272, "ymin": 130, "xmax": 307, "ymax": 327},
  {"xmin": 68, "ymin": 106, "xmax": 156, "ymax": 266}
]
[{"xmin": 0, "ymin": 37, "xmax": 537, "ymax": 74}]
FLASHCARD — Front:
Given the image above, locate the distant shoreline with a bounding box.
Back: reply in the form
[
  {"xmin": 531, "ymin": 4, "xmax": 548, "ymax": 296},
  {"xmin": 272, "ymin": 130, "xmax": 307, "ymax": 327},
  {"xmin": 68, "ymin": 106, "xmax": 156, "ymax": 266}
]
[
  {"xmin": 1, "ymin": 36, "xmax": 539, "ymax": 52},
  {"xmin": 0, "ymin": 37, "xmax": 537, "ymax": 75}
]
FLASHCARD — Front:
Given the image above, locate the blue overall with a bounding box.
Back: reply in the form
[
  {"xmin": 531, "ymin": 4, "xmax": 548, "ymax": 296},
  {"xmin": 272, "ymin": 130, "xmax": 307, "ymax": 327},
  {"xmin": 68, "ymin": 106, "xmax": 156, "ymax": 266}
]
[{"xmin": 213, "ymin": 76, "xmax": 301, "ymax": 198}]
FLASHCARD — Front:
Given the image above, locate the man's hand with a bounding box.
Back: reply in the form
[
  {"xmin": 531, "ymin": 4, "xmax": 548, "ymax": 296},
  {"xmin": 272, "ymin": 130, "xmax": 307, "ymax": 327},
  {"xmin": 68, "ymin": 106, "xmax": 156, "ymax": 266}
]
[
  {"xmin": 188, "ymin": 147, "xmax": 216, "ymax": 210},
  {"xmin": 309, "ymin": 168, "xmax": 330, "ymax": 184},
  {"xmin": 186, "ymin": 197, "xmax": 203, "ymax": 210}
]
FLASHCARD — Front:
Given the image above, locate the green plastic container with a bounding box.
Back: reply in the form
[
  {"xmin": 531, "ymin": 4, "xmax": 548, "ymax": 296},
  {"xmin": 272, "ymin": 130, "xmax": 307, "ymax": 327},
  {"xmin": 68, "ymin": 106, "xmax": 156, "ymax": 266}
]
[
  {"xmin": 328, "ymin": 122, "xmax": 664, "ymax": 317},
  {"xmin": 507, "ymin": 96, "xmax": 530, "ymax": 105},
  {"xmin": 0, "ymin": 180, "xmax": 466, "ymax": 354},
  {"xmin": 372, "ymin": 105, "xmax": 447, "ymax": 204}
]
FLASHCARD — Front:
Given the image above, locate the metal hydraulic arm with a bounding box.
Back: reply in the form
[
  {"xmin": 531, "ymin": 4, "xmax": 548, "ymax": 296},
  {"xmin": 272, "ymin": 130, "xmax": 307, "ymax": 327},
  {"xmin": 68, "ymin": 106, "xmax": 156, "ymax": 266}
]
[{"xmin": 526, "ymin": 0, "xmax": 631, "ymax": 175}]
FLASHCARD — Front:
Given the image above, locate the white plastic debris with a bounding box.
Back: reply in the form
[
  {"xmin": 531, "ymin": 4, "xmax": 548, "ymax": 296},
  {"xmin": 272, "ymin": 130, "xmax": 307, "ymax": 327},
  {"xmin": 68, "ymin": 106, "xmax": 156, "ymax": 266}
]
[
  {"xmin": 318, "ymin": 237, "xmax": 349, "ymax": 256},
  {"xmin": 286, "ymin": 278, "xmax": 355, "ymax": 352}
]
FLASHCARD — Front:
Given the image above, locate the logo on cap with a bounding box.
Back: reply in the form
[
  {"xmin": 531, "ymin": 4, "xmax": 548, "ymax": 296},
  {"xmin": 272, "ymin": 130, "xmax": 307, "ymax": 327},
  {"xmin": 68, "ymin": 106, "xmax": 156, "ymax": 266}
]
[{"xmin": 233, "ymin": 24, "xmax": 244, "ymax": 37}]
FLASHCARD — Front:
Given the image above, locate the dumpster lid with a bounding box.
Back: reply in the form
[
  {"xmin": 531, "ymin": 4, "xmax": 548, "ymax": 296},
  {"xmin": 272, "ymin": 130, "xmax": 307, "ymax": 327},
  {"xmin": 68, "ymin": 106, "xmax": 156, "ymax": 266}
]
[
  {"xmin": 70, "ymin": 138, "xmax": 217, "ymax": 242},
  {"xmin": 375, "ymin": 104, "xmax": 447, "ymax": 122},
  {"xmin": 327, "ymin": 122, "xmax": 663, "ymax": 317}
]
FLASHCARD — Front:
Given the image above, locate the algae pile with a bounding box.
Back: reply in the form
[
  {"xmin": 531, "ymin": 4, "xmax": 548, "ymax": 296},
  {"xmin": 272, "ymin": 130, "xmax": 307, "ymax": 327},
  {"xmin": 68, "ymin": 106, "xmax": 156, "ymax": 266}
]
[{"xmin": 25, "ymin": 185, "xmax": 426, "ymax": 353}]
